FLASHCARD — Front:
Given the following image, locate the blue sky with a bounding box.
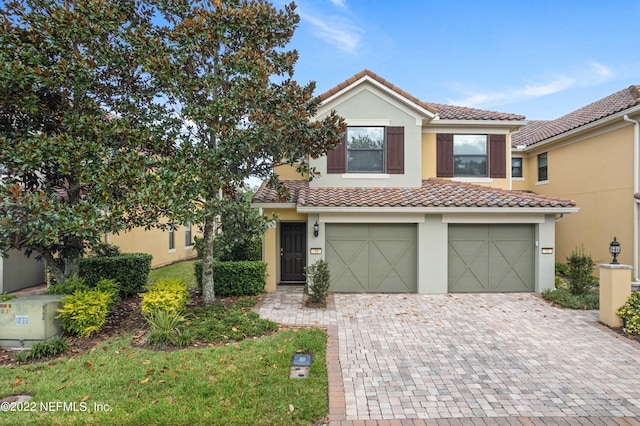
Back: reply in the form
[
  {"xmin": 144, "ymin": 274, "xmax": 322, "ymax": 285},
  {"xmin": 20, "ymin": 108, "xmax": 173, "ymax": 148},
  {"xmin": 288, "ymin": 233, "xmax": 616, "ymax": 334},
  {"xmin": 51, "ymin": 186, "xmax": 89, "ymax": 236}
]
[{"xmin": 275, "ymin": 0, "xmax": 640, "ymax": 120}]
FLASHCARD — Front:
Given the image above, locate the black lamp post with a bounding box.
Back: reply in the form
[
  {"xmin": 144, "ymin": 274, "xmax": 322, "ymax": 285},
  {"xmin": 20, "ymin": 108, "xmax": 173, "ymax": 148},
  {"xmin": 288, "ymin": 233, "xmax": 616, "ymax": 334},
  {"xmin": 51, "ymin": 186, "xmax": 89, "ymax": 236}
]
[
  {"xmin": 609, "ymin": 237, "xmax": 621, "ymax": 264},
  {"xmin": 313, "ymin": 220, "xmax": 319, "ymax": 238}
]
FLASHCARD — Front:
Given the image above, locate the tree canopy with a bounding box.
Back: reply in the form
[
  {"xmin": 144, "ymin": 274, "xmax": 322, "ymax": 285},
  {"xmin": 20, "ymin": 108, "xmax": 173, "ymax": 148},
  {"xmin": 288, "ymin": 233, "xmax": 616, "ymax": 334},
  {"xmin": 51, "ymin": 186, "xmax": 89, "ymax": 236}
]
[
  {"xmin": 0, "ymin": 0, "xmax": 172, "ymax": 283},
  {"xmin": 151, "ymin": 0, "xmax": 345, "ymax": 303}
]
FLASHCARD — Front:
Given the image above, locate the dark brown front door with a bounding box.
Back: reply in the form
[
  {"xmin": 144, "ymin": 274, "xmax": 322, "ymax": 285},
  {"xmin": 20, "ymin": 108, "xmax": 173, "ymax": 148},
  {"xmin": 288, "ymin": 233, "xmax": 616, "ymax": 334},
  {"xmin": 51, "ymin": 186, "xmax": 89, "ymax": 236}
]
[{"xmin": 280, "ymin": 222, "xmax": 306, "ymax": 282}]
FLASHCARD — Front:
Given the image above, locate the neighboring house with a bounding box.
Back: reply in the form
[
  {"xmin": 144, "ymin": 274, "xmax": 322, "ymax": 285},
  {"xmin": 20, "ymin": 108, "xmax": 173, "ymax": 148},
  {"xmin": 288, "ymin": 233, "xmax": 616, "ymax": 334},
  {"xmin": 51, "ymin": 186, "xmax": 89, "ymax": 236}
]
[
  {"xmin": 511, "ymin": 85, "xmax": 640, "ymax": 280},
  {"xmin": 253, "ymin": 70, "xmax": 577, "ymax": 294},
  {"xmin": 106, "ymin": 221, "xmax": 202, "ymax": 269},
  {"xmin": 0, "ymin": 250, "xmax": 45, "ymax": 293}
]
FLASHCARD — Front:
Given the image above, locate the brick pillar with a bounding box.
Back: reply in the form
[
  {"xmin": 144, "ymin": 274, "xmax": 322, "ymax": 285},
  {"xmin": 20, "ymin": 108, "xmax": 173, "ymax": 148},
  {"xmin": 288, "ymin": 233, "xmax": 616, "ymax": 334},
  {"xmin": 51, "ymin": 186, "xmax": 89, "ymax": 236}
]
[{"xmin": 599, "ymin": 264, "xmax": 632, "ymax": 327}]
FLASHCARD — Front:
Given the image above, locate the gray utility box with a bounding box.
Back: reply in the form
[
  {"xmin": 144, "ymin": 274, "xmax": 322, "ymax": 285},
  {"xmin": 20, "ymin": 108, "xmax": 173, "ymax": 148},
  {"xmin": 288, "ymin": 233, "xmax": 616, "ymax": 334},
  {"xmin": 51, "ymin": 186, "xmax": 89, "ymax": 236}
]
[{"xmin": 0, "ymin": 295, "xmax": 64, "ymax": 348}]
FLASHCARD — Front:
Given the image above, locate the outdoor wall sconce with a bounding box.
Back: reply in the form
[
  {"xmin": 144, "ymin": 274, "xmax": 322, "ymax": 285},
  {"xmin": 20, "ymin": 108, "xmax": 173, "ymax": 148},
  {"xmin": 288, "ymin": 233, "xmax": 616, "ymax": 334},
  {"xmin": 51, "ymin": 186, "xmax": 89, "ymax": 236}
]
[
  {"xmin": 313, "ymin": 220, "xmax": 319, "ymax": 238},
  {"xmin": 609, "ymin": 236, "xmax": 621, "ymax": 264}
]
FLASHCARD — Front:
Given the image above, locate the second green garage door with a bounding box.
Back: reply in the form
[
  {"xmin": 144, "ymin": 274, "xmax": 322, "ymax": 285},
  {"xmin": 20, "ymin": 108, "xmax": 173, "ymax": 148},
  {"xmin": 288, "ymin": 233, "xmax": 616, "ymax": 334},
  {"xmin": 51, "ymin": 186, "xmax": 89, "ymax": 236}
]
[
  {"xmin": 326, "ymin": 224, "xmax": 417, "ymax": 292},
  {"xmin": 448, "ymin": 224, "xmax": 535, "ymax": 292}
]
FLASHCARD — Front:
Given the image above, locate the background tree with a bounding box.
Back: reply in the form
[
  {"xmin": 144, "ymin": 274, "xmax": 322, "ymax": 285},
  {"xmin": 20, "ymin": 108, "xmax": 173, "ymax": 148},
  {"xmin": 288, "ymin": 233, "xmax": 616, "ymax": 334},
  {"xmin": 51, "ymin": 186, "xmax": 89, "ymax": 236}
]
[
  {"xmin": 0, "ymin": 0, "xmax": 172, "ymax": 284},
  {"xmin": 152, "ymin": 0, "xmax": 345, "ymax": 303}
]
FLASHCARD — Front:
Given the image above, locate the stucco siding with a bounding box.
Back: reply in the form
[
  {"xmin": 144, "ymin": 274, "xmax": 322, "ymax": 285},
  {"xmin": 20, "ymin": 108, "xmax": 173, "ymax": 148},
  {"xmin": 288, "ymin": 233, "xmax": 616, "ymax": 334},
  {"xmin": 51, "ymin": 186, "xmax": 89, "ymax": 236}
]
[
  {"xmin": 523, "ymin": 125, "xmax": 634, "ymax": 267},
  {"xmin": 313, "ymin": 86, "xmax": 423, "ymax": 188}
]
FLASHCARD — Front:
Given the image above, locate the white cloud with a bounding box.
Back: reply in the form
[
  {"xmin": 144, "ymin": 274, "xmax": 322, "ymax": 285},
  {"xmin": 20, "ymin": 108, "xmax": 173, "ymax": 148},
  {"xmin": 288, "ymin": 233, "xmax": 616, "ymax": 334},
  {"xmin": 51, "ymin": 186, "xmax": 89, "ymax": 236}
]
[
  {"xmin": 328, "ymin": 0, "xmax": 347, "ymax": 8},
  {"xmin": 298, "ymin": 10, "xmax": 362, "ymax": 54},
  {"xmin": 448, "ymin": 62, "xmax": 616, "ymax": 108}
]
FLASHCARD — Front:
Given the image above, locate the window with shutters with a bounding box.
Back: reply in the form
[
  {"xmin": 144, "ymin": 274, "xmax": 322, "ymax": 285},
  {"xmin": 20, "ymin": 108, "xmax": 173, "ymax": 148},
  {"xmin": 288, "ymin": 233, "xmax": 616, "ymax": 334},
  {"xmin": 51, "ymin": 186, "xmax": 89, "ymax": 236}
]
[
  {"xmin": 453, "ymin": 135, "xmax": 487, "ymax": 177},
  {"xmin": 327, "ymin": 126, "xmax": 404, "ymax": 174},
  {"xmin": 437, "ymin": 134, "xmax": 505, "ymax": 179}
]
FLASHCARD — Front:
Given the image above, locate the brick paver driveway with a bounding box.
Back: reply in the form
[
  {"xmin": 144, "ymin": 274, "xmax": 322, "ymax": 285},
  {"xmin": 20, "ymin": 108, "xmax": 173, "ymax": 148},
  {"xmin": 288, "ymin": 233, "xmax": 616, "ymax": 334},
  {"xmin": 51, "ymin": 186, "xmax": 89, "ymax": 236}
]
[{"xmin": 255, "ymin": 287, "xmax": 640, "ymax": 424}]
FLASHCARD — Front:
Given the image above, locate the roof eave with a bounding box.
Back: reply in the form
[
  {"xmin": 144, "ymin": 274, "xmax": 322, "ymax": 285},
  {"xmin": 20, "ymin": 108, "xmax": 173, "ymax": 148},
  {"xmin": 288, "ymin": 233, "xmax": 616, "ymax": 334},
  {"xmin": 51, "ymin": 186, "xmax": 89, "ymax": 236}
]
[
  {"xmin": 427, "ymin": 119, "xmax": 527, "ymax": 132},
  {"xmin": 296, "ymin": 206, "xmax": 579, "ymax": 214},
  {"xmin": 520, "ymin": 104, "xmax": 640, "ymax": 151}
]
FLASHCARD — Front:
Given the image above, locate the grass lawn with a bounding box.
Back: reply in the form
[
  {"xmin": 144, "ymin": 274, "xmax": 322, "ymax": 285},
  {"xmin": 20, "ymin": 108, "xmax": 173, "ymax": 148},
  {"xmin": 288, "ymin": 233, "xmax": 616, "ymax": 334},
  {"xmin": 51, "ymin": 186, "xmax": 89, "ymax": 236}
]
[
  {"xmin": 148, "ymin": 260, "xmax": 198, "ymax": 289},
  {"xmin": 0, "ymin": 328, "xmax": 327, "ymax": 425},
  {"xmin": 1, "ymin": 261, "xmax": 329, "ymax": 425}
]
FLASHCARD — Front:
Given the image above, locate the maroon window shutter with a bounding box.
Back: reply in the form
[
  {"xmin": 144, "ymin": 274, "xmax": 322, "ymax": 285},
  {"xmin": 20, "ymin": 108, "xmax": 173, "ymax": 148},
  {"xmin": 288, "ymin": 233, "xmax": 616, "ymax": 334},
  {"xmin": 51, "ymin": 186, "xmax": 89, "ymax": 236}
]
[
  {"xmin": 489, "ymin": 134, "xmax": 506, "ymax": 178},
  {"xmin": 327, "ymin": 134, "xmax": 346, "ymax": 173},
  {"xmin": 436, "ymin": 134, "xmax": 454, "ymax": 177},
  {"xmin": 385, "ymin": 126, "xmax": 404, "ymax": 174}
]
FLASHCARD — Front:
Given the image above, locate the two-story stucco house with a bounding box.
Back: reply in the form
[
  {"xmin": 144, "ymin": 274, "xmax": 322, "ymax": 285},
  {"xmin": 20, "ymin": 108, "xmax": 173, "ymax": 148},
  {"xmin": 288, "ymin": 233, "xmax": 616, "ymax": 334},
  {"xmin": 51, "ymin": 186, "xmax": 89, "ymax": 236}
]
[
  {"xmin": 253, "ymin": 70, "xmax": 578, "ymax": 294},
  {"xmin": 511, "ymin": 85, "xmax": 640, "ymax": 281}
]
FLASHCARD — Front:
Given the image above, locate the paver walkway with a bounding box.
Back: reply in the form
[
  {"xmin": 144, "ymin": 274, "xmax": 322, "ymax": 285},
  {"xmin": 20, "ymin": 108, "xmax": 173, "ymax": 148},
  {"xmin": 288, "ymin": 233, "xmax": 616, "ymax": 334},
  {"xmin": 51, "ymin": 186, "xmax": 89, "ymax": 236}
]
[{"xmin": 255, "ymin": 286, "xmax": 640, "ymax": 425}]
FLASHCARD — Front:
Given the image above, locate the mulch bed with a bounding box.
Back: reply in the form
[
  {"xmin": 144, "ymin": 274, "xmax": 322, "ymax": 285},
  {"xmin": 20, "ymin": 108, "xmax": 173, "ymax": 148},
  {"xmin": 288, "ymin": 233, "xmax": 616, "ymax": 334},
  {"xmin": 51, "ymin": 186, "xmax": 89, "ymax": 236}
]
[{"xmin": 0, "ymin": 290, "xmax": 261, "ymax": 367}]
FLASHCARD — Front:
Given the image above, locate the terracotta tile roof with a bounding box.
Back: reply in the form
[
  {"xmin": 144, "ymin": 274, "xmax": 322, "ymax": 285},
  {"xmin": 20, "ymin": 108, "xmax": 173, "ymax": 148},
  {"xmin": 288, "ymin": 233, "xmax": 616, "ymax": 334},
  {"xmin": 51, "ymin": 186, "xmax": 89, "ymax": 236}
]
[
  {"xmin": 318, "ymin": 69, "xmax": 525, "ymax": 121},
  {"xmin": 426, "ymin": 102, "xmax": 525, "ymax": 121},
  {"xmin": 253, "ymin": 178, "xmax": 576, "ymax": 209},
  {"xmin": 252, "ymin": 179, "xmax": 308, "ymax": 204},
  {"xmin": 512, "ymin": 85, "xmax": 640, "ymax": 147}
]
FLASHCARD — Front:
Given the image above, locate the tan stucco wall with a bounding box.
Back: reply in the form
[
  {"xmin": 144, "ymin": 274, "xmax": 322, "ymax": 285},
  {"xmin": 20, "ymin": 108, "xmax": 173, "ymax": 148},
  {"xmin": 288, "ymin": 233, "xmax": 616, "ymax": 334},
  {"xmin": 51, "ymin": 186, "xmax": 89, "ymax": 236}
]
[
  {"xmin": 421, "ymin": 133, "xmax": 511, "ymax": 189},
  {"xmin": 274, "ymin": 164, "xmax": 308, "ymax": 180},
  {"xmin": 521, "ymin": 125, "xmax": 635, "ymax": 267},
  {"xmin": 262, "ymin": 209, "xmax": 308, "ymax": 292},
  {"xmin": 108, "ymin": 223, "xmax": 201, "ymax": 269}
]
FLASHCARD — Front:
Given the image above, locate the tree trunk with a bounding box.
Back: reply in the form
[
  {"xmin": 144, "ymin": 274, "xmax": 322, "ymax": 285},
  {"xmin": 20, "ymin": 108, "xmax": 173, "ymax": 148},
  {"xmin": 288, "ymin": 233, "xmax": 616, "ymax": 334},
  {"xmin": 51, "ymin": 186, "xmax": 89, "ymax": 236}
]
[
  {"xmin": 40, "ymin": 251, "xmax": 81, "ymax": 285},
  {"xmin": 201, "ymin": 215, "xmax": 216, "ymax": 304}
]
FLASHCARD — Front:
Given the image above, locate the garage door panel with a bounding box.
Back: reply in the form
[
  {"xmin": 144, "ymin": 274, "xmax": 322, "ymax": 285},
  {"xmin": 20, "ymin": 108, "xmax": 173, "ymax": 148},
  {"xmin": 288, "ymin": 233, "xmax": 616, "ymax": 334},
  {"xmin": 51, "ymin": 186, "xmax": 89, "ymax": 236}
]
[
  {"xmin": 327, "ymin": 224, "xmax": 417, "ymax": 292},
  {"xmin": 449, "ymin": 224, "xmax": 534, "ymax": 292}
]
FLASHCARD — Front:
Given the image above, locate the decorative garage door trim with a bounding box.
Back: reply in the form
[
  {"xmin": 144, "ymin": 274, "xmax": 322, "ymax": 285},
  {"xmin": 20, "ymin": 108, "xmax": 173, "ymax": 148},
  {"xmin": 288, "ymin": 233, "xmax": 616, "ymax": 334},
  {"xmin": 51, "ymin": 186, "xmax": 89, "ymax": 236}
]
[
  {"xmin": 326, "ymin": 224, "xmax": 417, "ymax": 292},
  {"xmin": 448, "ymin": 224, "xmax": 534, "ymax": 292}
]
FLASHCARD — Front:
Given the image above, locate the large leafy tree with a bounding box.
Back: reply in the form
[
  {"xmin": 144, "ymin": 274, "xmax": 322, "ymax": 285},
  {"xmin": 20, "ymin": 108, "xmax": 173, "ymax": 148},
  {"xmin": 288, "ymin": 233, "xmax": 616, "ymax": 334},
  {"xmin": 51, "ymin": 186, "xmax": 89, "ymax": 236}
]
[
  {"xmin": 152, "ymin": 0, "xmax": 345, "ymax": 303},
  {"xmin": 0, "ymin": 0, "xmax": 172, "ymax": 284}
]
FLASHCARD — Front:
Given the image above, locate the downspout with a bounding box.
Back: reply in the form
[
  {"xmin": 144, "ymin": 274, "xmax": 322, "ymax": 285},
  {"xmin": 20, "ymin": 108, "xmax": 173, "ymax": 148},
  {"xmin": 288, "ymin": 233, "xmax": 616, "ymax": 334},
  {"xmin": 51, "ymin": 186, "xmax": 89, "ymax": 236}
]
[{"xmin": 624, "ymin": 114, "xmax": 640, "ymax": 282}]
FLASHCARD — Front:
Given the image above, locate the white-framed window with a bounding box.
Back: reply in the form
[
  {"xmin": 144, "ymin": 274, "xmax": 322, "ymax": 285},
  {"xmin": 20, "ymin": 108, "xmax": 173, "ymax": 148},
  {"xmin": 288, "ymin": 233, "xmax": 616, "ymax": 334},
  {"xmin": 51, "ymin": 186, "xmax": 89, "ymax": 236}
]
[
  {"xmin": 453, "ymin": 135, "xmax": 488, "ymax": 177},
  {"xmin": 185, "ymin": 222, "xmax": 192, "ymax": 247},
  {"xmin": 512, "ymin": 158, "xmax": 523, "ymax": 178},
  {"xmin": 168, "ymin": 223, "xmax": 175, "ymax": 250},
  {"xmin": 346, "ymin": 127, "xmax": 385, "ymax": 173},
  {"xmin": 538, "ymin": 153, "xmax": 548, "ymax": 182}
]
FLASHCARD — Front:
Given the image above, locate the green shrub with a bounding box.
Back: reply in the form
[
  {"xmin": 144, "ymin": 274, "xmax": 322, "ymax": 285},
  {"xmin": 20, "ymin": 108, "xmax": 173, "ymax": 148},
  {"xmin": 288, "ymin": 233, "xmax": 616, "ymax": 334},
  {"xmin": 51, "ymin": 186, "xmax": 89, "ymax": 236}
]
[
  {"xmin": 0, "ymin": 293, "xmax": 16, "ymax": 302},
  {"xmin": 47, "ymin": 275, "xmax": 89, "ymax": 295},
  {"xmin": 305, "ymin": 260, "xmax": 331, "ymax": 304},
  {"xmin": 566, "ymin": 247, "xmax": 597, "ymax": 295},
  {"xmin": 555, "ymin": 262, "xmax": 569, "ymax": 277},
  {"xmin": 15, "ymin": 336, "xmax": 68, "ymax": 362},
  {"xmin": 95, "ymin": 278, "xmax": 121, "ymax": 310},
  {"xmin": 56, "ymin": 290, "xmax": 114, "ymax": 337},
  {"xmin": 194, "ymin": 260, "xmax": 266, "ymax": 297},
  {"xmin": 141, "ymin": 278, "xmax": 189, "ymax": 316},
  {"xmin": 542, "ymin": 288, "xmax": 599, "ymax": 310},
  {"xmin": 80, "ymin": 253, "xmax": 152, "ymax": 297},
  {"xmin": 87, "ymin": 242, "xmax": 121, "ymax": 257},
  {"xmin": 617, "ymin": 292, "xmax": 640, "ymax": 333},
  {"xmin": 145, "ymin": 309, "xmax": 186, "ymax": 346}
]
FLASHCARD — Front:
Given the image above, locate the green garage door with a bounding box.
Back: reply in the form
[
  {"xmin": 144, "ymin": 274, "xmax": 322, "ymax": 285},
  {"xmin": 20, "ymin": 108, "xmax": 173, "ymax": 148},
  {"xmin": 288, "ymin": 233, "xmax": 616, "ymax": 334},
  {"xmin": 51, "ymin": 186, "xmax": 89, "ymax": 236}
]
[
  {"xmin": 448, "ymin": 224, "xmax": 534, "ymax": 292},
  {"xmin": 326, "ymin": 224, "xmax": 417, "ymax": 292}
]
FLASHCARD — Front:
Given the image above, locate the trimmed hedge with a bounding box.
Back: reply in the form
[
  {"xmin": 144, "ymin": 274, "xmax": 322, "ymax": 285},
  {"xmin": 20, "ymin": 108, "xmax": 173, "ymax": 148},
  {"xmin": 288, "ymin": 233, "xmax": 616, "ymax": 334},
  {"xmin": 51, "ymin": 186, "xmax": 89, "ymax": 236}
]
[
  {"xmin": 80, "ymin": 253, "xmax": 152, "ymax": 297},
  {"xmin": 194, "ymin": 260, "xmax": 266, "ymax": 297}
]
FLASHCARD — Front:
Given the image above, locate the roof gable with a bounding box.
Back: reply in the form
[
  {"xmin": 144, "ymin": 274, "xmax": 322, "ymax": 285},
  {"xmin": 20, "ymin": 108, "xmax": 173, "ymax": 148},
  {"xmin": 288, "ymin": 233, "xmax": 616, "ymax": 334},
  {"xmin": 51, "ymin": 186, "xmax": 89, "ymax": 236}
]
[
  {"xmin": 512, "ymin": 85, "xmax": 640, "ymax": 148},
  {"xmin": 318, "ymin": 69, "xmax": 525, "ymax": 123}
]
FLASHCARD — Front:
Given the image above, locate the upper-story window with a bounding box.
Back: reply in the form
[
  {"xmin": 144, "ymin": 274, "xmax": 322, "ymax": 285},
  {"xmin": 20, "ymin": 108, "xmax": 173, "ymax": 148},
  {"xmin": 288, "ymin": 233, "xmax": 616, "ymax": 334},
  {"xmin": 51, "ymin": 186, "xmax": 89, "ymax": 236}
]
[
  {"xmin": 453, "ymin": 135, "xmax": 487, "ymax": 177},
  {"xmin": 512, "ymin": 158, "xmax": 523, "ymax": 178},
  {"xmin": 327, "ymin": 126, "xmax": 404, "ymax": 175},
  {"xmin": 436, "ymin": 133, "xmax": 506, "ymax": 179},
  {"xmin": 346, "ymin": 127, "xmax": 385, "ymax": 173},
  {"xmin": 538, "ymin": 153, "xmax": 548, "ymax": 182}
]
